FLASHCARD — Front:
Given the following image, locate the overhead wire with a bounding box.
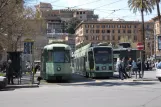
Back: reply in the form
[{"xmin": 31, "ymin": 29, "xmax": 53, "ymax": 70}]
[
  {"xmin": 93, "ymin": 0, "xmax": 124, "ymax": 10},
  {"xmin": 71, "ymin": 0, "xmax": 102, "ymax": 8}
]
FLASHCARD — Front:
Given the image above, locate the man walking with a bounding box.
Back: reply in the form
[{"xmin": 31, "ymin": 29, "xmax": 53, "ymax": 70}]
[{"xmin": 6, "ymin": 59, "xmax": 14, "ymax": 84}]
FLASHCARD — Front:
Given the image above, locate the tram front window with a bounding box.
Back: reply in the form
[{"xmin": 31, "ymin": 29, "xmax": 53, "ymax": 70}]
[
  {"xmin": 53, "ymin": 51, "xmax": 70, "ymax": 63},
  {"xmin": 94, "ymin": 48, "xmax": 112, "ymax": 64}
]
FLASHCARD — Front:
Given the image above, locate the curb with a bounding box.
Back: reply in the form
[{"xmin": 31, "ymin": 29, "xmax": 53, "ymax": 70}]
[
  {"xmin": 132, "ymin": 78, "xmax": 158, "ymax": 82},
  {"xmin": 6, "ymin": 84, "xmax": 39, "ymax": 89}
]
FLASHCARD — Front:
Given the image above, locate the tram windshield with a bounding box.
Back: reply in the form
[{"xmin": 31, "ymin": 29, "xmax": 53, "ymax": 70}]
[
  {"xmin": 53, "ymin": 51, "xmax": 70, "ymax": 63},
  {"xmin": 94, "ymin": 48, "xmax": 112, "ymax": 64}
]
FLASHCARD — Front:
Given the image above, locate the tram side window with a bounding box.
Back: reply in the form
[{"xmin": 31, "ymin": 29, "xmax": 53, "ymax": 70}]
[
  {"xmin": 48, "ymin": 51, "xmax": 52, "ymax": 61},
  {"xmin": 64, "ymin": 51, "xmax": 70, "ymax": 63}
]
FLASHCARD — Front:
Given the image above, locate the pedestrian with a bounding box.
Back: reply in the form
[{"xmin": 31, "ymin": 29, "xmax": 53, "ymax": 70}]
[
  {"xmin": 136, "ymin": 59, "xmax": 142, "ymax": 78},
  {"xmin": 132, "ymin": 60, "xmax": 138, "ymax": 78},
  {"xmin": 6, "ymin": 59, "xmax": 14, "ymax": 84},
  {"xmin": 121, "ymin": 57, "xmax": 130, "ymax": 79},
  {"xmin": 116, "ymin": 58, "xmax": 123, "ymax": 80}
]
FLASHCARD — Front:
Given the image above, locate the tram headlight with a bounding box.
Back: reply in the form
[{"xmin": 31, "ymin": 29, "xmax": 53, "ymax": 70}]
[
  {"xmin": 57, "ymin": 67, "xmax": 61, "ymax": 71},
  {"xmin": 96, "ymin": 66, "xmax": 99, "ymax": 70},
  {"xmin": 102, "ymin": 66, "xmax": 106, "ymax": 70}
]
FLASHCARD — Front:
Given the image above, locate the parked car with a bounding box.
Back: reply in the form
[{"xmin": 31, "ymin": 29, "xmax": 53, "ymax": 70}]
[{"xmin": 0, "ymin": 76, "xmax": 7, "ymax": 89}]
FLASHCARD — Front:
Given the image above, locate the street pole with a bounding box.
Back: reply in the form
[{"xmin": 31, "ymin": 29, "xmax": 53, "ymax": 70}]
[{"xmin": 141, "ymin": 0, "xmax": 145, "ymax": 78}]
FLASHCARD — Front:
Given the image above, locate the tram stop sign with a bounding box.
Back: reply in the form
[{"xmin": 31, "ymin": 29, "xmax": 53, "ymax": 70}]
[{"xmin": 137, "ymin": 42, "xmax": 144, "ymax": 50}]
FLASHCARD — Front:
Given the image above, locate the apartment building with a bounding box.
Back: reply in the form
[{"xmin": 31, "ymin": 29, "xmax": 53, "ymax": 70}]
[
  {"xmin": 75, "ymin": 20, "xmax": 154, "ymax": 56},
  {"xmin": 152, "ymin": 16, "xmax": 161, "ymax": 59},
  {"xmin": 75, "ymin": 20, "xmax": 141, "ymax": 46}
]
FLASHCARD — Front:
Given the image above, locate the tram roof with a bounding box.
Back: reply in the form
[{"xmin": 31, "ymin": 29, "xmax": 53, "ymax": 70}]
[{"xmin": 44, "ymin": 43, "xmax": 71, "ymax": 50}]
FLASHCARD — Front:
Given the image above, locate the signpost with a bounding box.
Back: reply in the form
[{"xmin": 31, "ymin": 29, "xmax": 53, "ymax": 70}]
[{"xmin": 137, "ymin": 42, "xmax": 144, "ymax": 78}]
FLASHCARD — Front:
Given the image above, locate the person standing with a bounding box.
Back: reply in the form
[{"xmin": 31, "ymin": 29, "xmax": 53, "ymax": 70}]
[
  {"xmin": 6, "ymin": 59, "xmax": 14, "ymax": 84},
  {"xmin": 121, "ymin": 57, "xmax": 130, "ymax": 79},
  {"xmin": 136, "ymin": 59, "xmax": 142, "ymax": 78},
  {"xmin": 132, "ymin": 60, "xmax": 138, "ymax": 78}
]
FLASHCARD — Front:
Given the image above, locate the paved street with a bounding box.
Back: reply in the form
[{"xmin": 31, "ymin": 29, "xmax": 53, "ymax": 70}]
[{"xmin": 0, "ymin": 70, "xmax": 160, "ymax": 107}]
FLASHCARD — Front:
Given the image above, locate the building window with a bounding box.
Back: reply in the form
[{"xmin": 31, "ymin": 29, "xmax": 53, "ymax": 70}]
[
  {"xmin": 96, "ymin": 30, "xmax": 100, "ymax": 33},
  {"xmin": 102, "ymin": 25, "xmax": 105, "ymax": 28},
  {"xmin": 112, "ymin": 30, "xmax": 115, "ymax": 33},
  {"xmin": 96, "ymin": 25, "xmax": 100, "ymax": 28},
  {"xmin": 133, "ymin": 30, "xmax": 136, "ymax": 33},
  {"xmin": 118, "ymin": 36, "xmax": 120, "ymax": 40},
  {"xmin": 107, "ymin": 30, "xmax": 110, "ymax": 33},
  {"xmin": 127, "ymin": 25, "xmax": 131, "ymax": 28},
  {"xmin": 127, "ymin": 30, "xmax": 131, "ymax": 33},
  {"xmin": 91, "ymin": 25, "xmax": 94, "ymax": 28},
  {"xmin": 86, "ymin": 30, "xmax": 88, "ymax": 33},
  {"xmin": 92, "ymin": 36, "xmax": 95, "ymax": 40},
  {"xmin": 117, "ymin": 25, "xmax": 121, "ymax": 28},
  {"xmin": 80, "ymin": 16, "xmax": 82, "ymax": 19},
  {"xmin": 80, "ymin": 11, "xmax": 82, "ymax": 14},
  {"xmin": 85, "ymin": 36, "xmax": 88, "ymax": 40},
  {"xmin": 118, "ymin": 30, "xmax": 120, "ymax": 33},
  {"xmin": 90, "ymin": 30, "xmax": 94, "ymax": 33},
  {"xmin": 102, "ymin": 30, "xmax": 105, "ymax": 33},
  {"xmin": 106, "ymin": 25, "xmax": 110, "ymax": 28},
  {"xmin": 134, "ymin": 25, "xmax": 137, "ymax": 28},
  {"xmin": 122, "ymin": 25, "xmax": 126, "ymax": 28},
  {"xmin": 83, "ymin": 12, "xmax": 85, "ymax": 14},
  {"xmin": 123, "ymin": 30, "xmax": 126, "ymax": 33},
  {"xmin": 134, "ymin": 35, "xmax": 137, "ymax": 41},
  {"xmin": 96, "ymin": 36, "xmax": 99, "ymax": 40},
  {"xmin": 102, "ymin": 35, "xmax": 105, "ymax": 40}
]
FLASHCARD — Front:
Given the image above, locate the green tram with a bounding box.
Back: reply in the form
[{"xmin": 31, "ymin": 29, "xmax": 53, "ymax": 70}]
[
  {"xmin": 74, "ymin": 43, "xmax": 113, "ymax": 78},
  {"xmin": 40, "ymin": 43, "xmax": 72, "ymax": 81}
]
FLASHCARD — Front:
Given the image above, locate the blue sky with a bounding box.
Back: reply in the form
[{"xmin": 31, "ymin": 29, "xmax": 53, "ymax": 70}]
[{"xmin": 27, "ymin": 0, "xmax": 161, "ymax": 21}]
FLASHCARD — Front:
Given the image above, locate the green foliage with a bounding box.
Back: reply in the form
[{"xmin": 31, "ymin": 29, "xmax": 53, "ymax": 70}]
[
  {"xmin": 65, "ymin": 17, "xmax": 81, "ymax": 34},
  {"xmin": 128, "ymin": 0, "xmax": 155, "ymax": 14}
]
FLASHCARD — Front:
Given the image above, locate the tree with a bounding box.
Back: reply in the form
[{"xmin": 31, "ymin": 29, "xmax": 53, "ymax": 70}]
[
  {"xmin": 0, "ymin": 0, "xmax": 46, "ymax": 52},
  {"xmin": 155, "ymin": 0, "xmax": 161, "ymax": 25},
  {"xmin": 65, "ymin": 17, "xmax": 81, "ymax": 34}
]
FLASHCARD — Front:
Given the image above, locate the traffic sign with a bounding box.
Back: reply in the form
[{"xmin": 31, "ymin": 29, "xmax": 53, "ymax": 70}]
[{"xmin": 137, "ymin": 42, "xmax": 144, "ymax": 50}]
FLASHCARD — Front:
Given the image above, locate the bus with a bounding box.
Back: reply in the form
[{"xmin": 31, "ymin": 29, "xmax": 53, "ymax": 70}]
[
  {"xmin": 40, "ymin": 43, "xmax": 72, "ymax": 81},
  {"xmin": 74, "ymin": 43, "xmax": 113, "ymax": 78}
]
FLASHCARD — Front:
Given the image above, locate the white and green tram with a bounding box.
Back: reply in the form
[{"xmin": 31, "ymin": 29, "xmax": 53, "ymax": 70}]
[
  {"xmin": 40, "ymin": 43, "xmax": 72, "ymax": 81},
  {"xmin": 74, "ymin": 43, "xmax": 113, "ymax": 78}
]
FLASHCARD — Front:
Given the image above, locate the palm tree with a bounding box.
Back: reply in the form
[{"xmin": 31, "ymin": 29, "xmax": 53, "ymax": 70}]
[
  {"xmin": 128, "ymin": 0, "xmax": 155, "ymax": 78},
  {"xmin": 155, "ymin": 0, "xmax": 160, "ymax": 24}
]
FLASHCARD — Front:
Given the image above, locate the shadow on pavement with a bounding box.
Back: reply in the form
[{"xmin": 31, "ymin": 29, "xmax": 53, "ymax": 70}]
[
  {"xmin": 58, "ymin": 80, "xmax": 158, "ymax": 87},
  {"xmin": 0, "ymin": 84, "xmax": 39, "ymax": 92}
]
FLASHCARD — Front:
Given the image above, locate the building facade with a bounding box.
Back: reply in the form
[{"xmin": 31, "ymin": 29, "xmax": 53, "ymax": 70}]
[
  {"xmin": 75, "ymin": 20, "xmax": 154, "ymax": 57},
  {"xmin": 75, "ymin": 20, "xmax": 141, "ymax": 46},
  {"xmin": 152, "ymin": 16, "xmax": 161, "ymax": 59}
]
